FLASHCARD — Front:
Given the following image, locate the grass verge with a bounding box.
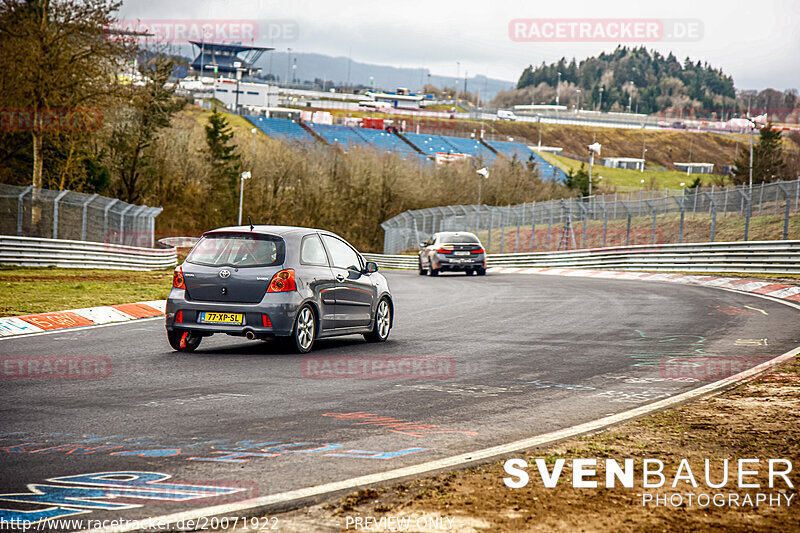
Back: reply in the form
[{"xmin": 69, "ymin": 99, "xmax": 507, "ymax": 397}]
[{"xmin": 0, "ymin": 267, "xmax": 172, "ymax": 317}]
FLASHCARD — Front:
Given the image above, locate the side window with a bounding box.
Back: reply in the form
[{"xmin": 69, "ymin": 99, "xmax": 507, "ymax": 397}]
[
  {"xmin": 321, "ymin": 235, "xmax": 362, "ymax": 271},
  {"xmin": 300, "ymin": 234, "xmax": 328, "ymax": 266}
]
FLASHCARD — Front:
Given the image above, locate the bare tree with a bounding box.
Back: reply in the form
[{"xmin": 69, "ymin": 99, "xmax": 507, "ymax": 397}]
[{"xmin": 0, "ymin": 0, "xmax": 129, "ymax": 224}]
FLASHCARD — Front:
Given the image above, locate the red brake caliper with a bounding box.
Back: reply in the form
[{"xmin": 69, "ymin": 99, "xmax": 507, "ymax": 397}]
[{"xmin": 180, "ymin": 331, "xmax": 189, "ymax": 348}]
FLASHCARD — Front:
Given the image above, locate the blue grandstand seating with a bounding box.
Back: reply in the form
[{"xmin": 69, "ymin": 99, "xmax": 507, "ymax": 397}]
[
  {"xmin": 485, "ymin": 141, "xmax": 568, "ymax": 182},
  {"xmin": 346, "ymin": 127, "xmax": 420, "ymax": 157},
  {"xmin": 246, "ymin": 116, "xmax": 314, "ymax": 142}
]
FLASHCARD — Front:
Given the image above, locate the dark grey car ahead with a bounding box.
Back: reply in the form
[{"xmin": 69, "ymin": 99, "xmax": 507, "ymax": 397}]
[
  {"xmin": 166, "ymin": 226, "xmax": 393, "ymax": 353},
  {"xmin": 418, "ymin": 231, "xmax": 486, "ymax": 276}
]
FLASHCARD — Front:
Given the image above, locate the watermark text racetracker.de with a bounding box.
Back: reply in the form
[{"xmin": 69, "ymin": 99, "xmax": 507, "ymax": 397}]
[
  {"xmin": 503, "ymin": 457, "xmax": 795, "ymax": 508},
  {"xmin": 1, "ymin": 356, "xmax": 111, "ymax": 380},
  {"xmin": 509, "ymin": 18, "xmax": 703, "ymax": 42},
  {"xmin": 111, "ymin": 19, "xmax": 298, "ymax": 43},
  {"xmin": 301, "ymin": 356, "xmax": 456, "ymax": 380}
]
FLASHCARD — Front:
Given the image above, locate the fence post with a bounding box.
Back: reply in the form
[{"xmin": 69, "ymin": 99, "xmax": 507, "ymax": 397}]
[
  {"xmin": 671, "ymin": 196, "xmax": 686, "ymax": 243},
  {"xmin": 529, "ymin": 202, "xmax": 536, "ymax": 251},
  {"xmin": 723, "ymin": 186, "xmax": 729, "ymax": 218},
  {"xmin": 736, "ymin": 189, "xmax": 752, "ymax": 241},
  {"xmin": 645, "ymin": 200, "xmax": 657, "ymax": 244},
  {"xmin": 487, "ymin": 207, "xmax": 493, "ymax": 252},
  {"xmin": 52, "ymin": 190, "xmax": 69, "ymax": 239},
  {"xmin": 17, "ymin": 185, "xmax": 32, "ymax": 236},
  {"xmin": 777, "ymin": 183, "xmax": 791, "ymax": 240},
  {"xmin": 621, "ymin": 202, "xmax": 632, "ymax": 246},
  {"xmin": 547, "ymin": 205, "xmax": 553, "ymax": 251},
  {"xmin": 500, "ymin": 207, "xmax": 506, "ymax": 253},
  {"xmin": 80, "ymin": 193, "xmax": 99, "ymax": 242},
  {"xmin": 602, "ymin": 202, "xmax": 608, "ymax": 247},
  {"xmin": 758, "ymin": 183, "xmax": 765, "ymax": 216},
  {"xmin": 103, "ymin": 199, "xmax": 119, "ymax": 243},
  {"xmin": 703, "ymin": 192, "xmax": 717, "ymax": 243},
  {"xmin": 578, "ymin": 202, "xmax": 588, "ymax": 249},
  {"xmin": 119, "ymin": 203, "xmax": 135, "ymax": 244}
]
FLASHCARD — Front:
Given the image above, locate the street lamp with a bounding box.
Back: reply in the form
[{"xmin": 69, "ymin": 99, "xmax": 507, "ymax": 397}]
[
  {"xmin": 238, "ymin": 171, "xmax": 251, "ymax": 225},
  {"xmin": 476, "ymin": 167, "xmax": 489, "ymax": 204},
  {"xmin": 627, "ymin": 81, "xmax": 633, "ymax": 112},
  {"xmin": 556, "ymin": 71, "xmax": 562, "ymax": 106},
  {"xmin": 587, "ymin": 142, "xmax": 601, "ymax": 196}
]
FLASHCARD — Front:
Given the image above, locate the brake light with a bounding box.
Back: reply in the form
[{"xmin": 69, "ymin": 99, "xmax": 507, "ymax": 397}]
[
  {"xmin": 267, "ymin": 269, "xmax": 296, "ymax": 293},
  {"xmin": 172, "ymin": 267, "xmax": 186, "ymax": 289},
  {"xmin": 262, "ymin": 314, "xmax": 272, "ymax": 327},
  {"xmin": 436, "ymin": 248, "xmax": 452, "ymax": 254},
  {"xmin": 174, "ymin": 310, "xmax": 183, "ymax": 324},
  {"xmin": 471, "ymin": 248, "xmax": 485, "ymax": 254}
]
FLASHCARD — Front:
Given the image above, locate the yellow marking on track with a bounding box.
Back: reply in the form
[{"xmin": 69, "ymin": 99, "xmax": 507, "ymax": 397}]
[
  {"xmin": 743, "ymin": 305, "xmax": 768, "ymax": 315},
  {"xmin": 734, "ymin": 338, "xmax": 768, "ymax": 346}
]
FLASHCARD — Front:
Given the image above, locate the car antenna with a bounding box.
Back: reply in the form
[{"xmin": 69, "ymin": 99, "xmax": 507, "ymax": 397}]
[{"xmin": 248, "ymin": 216, "xmax": 254, "ymax": 231}]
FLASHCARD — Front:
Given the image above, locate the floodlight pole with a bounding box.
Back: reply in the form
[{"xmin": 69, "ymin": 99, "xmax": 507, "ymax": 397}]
[{"xmin": 588, "ymin": 151, "xmax": 594, "ymax": 197}]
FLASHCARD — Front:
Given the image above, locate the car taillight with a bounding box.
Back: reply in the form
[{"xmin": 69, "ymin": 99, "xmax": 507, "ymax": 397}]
[
  {"xmin": 436, "ymin": 248, "xmax": 452, "ymax": 254},
  {"xmin": 174, "ymin": 310, "xmax": 183, "ymax": 324},
  {"xmin": 262, "ymin": 314, "xmax": 272, "ymax": 327},
  {"xmin": 172, "ymin": 267, "xmax": 186, "ymax": 289},
  {"xmin": 267, "ymin": 269, "xmax": 296, "ymax": 293},
  {"xmin": 471, "ymin": 248, "xmax": 485, "ymax": 254}
]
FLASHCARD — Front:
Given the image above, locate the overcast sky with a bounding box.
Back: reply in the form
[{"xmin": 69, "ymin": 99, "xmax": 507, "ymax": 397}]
[{"xmin": 122, "ymin": 0, "xmax": 800, "ymax": 90}]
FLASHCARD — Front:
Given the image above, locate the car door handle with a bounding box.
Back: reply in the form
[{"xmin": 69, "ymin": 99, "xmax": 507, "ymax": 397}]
[{"xmin": 336, "ymin": 274, "xmax": 345, "ymax": 282}]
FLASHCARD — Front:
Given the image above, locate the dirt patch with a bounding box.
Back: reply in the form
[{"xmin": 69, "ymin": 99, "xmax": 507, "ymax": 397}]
[{"xmin": 258, "ymin": 358, "xmax": 800, "ymax": 532}]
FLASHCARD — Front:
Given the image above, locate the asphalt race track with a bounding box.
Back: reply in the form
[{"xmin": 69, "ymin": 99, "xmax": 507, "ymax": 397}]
[{"xmin": 1, "ymin": 271, "xmax": 799, "ymax": 530}]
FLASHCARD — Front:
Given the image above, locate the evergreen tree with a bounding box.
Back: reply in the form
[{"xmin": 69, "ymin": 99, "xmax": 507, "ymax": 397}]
[
  {"xmin": 565, "ymin": 163, "xmax": 590, "ymax": 196},
  {"xmin": 204, "ymin": 110, "xmax": 242, "ymax": 221},
  {"xmin": 732, "ymin": 123, "xmax": 786, "ymax": 185}
]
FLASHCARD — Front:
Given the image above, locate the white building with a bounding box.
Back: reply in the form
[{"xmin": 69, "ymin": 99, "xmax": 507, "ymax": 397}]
[
  {"xmin": 214, "ymin": 79, "xmax": 278, "ymax": 111},
  {"xmin": 603, "ymin": 157, "xmax": 645, "ymax": 171},
  {"xmin": 674, "ymin": 162, "xmax": 715, "ymax": 175}
]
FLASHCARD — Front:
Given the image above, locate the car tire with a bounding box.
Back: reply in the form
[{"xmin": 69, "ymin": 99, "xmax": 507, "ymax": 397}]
[
  {"xmin": 476, "ymin": 268, "xmax": 486, "ymax": 276},
  {"xmin": 364, "ymin": 298, "xmax": 392, "ymax": 342},
  {"xmin": 418, "ymin": 259, "xmax": 427, "ymax": 275},
  {"xmin": 284, "ymin": 305, "xmax": 316, "ymax": 353},
  {"xmin": 465, "ymin": 269, "xmax": 474, "ymax": 276},
  {"xmin": 167, "ymin": 330, "xmax": 202, "ymax": 352},
  {"xmin": 430, "ymin": 263, "xmax": 440, "ymax": 276}
]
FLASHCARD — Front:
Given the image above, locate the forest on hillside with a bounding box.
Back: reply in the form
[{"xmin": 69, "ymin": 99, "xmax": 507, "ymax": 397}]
[{"xmin": 493, "ymin": 46, "xmax": 798, "ymax": 121}]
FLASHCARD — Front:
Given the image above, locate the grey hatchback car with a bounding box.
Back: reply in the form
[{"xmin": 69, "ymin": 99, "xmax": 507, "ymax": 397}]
[{"xmin": 166, "ymin": 226, "xmax": 393, "ymax": 353}]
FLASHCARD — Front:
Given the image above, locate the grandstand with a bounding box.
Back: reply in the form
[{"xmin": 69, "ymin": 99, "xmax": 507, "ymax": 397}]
[
  {"xmin": 248, "ymin": 116, "xmax": 315, "ymax": 142},
  {"xmin": 245, "ymin": 116, "xmax": 565, "ymax": 180}
]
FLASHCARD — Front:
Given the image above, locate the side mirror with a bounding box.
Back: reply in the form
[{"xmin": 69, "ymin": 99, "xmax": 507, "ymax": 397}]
[
  {"xmin": 365, "ymin": 261, "xmax": 379, "ymax": 273},
  {"xmin": 419, "ymin": 242, "xmax": 427, "ymax": 248}
]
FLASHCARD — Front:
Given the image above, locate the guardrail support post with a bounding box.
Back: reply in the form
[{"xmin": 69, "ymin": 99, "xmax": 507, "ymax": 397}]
[
  {"xmin": 17, "ymin": 185, "xmax": 32, "ymax": 236},
  {"xmin": 52, "ymin": 190, "xmax": 69, "ymax": 239}
]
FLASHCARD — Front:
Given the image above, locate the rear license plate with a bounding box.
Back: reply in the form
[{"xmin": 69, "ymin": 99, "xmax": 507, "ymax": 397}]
[
  {"xmin": 454, "ymin": 251, "xmax": 470, "ymax": 256},
  {"xmin": 199, "ymin": 312, "xmax": 243, "ymax": 324}
]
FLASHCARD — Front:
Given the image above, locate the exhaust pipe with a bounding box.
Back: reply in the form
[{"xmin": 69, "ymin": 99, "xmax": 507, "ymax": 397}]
[{"xmin": 245, "ymin": 330, "xmax": 257, "ymax": 340}]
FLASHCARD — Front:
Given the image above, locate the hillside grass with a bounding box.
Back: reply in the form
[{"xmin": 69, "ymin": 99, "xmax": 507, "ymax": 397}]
[{"xmin": 537, "ymin": 152, "xmax": 726, "ymax": 191}]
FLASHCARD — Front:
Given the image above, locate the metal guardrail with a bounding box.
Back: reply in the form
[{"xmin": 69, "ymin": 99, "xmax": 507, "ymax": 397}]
[
  {"xmin": 365, "ymin": 241, "xmax": 800, "ymax": 275},
  {"xmin": 0, "ymin": 236, "xmax": 177, "ymax": 271}
]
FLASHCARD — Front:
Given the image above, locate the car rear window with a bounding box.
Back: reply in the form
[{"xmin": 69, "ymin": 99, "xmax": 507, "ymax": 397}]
[
  {"xmin": 439, "ymin": 233, "xmax": 480, "ymax": 244},
  {"xmin": 187, "ymin": 233, "xmax": 285, "ymax": 267}
]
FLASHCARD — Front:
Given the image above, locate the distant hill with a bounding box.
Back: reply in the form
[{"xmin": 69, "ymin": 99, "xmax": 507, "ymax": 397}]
[
  {"xmin": 250, "ymin": 51, "xmax": 514, "ymax": 100},
  {"xmin": 494, "ymin": 46, "xmax": 737, "ymax": 115}
]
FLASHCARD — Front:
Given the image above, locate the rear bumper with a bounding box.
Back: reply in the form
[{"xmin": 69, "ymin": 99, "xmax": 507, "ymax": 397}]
[
  {"xmin": 436, "ymin": 255, "xmax": 485, "ymax": 271},
  {"xmin": 165, "ymin": 288, "xmax": 302, "ymax": 337}
]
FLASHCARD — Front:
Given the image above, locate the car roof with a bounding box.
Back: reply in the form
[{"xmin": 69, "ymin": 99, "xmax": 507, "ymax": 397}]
[{"xmin": 205, "ymin": 225, "xmax": 324, "ymax": 237}]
